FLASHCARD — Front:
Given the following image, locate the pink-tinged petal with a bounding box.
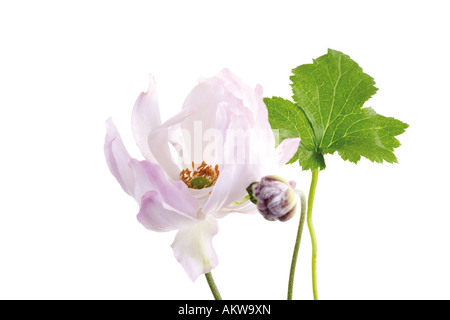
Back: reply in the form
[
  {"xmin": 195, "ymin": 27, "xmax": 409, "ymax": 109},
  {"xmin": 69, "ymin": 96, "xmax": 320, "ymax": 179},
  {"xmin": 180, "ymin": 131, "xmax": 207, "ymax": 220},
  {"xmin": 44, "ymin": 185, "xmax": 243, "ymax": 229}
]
[
  {"xmin": 147, "ymin": 107, "xmax": 195, "ymax": 181},
  {"xmin": 137, "ymin": 191, "xmax": 197, "ymax": 232},
  {"xmin": 178, "ymin": 77, "xmax": 237, "ymax": 168},
  {"xmin": 129, "ymin": 159, "xmax": 199, "ymax": 219},
  {"xmin": 276, "ymin": 138, "xmax": 301, "ymax": 167},
  {"xmin": 202, "ymin": 80, "xmax": 277, "ymax": 215},
  {"xmin": 178, "ymin": 69, "xmax": 260, "ymax": 168},
  {"xmin": 104, "ymin": 118, "xmax": 135, "ymax": 197},
  {"xmin": 237, "ymin": 79, "xmax": 281, "ymax": 176},
  {"xmin": 171, "ymin": 215, "xmax": 218, "ymax": 282},
  {"xmin": 131, "ymin": 75, "xmax": 161, "ymax": 162},
  {"xmin": 202, "ymin": 114, "xmax": 258, "ymax": 214},
  {"xmin": 217, "ymin": 68, "xmax": 265, "ymax": 119},
  {"xmin": 203, "ymin": 164, "xmax": 255, "ymax": 215},
  {"xmin": 289, "ymin": 180, "xmax": 297, "ymax": 189}
]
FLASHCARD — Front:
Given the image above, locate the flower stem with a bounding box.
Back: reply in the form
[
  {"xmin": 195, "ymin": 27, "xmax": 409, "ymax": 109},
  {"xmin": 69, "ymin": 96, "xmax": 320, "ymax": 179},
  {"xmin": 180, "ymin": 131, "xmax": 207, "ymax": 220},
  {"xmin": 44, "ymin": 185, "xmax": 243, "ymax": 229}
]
[
  {"xmin": 307, "ymin": 169, "xmax": 319, "ymax": 300},
  {"xmin": 205, "ymin": 272, "xmax": 222, "ymax": 300},
  {"xmin": 287, "ymin": 189, "xmax": 307, "ymax": 300}
]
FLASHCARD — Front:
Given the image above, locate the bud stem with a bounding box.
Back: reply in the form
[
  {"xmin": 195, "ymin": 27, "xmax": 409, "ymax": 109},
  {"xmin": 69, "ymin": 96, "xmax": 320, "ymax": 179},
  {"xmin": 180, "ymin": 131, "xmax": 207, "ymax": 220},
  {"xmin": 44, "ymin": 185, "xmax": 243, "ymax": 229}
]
[
  {"xmin": 287, "ymin": 189, "xmax": 307, "ymax": 300},
  {"xmin": 287, "ymin": 169, "xmax": 319, "ymax": 300},
  {"xmin": 205, "ymin": 272, "xmax": 222, "ymax": 300}
]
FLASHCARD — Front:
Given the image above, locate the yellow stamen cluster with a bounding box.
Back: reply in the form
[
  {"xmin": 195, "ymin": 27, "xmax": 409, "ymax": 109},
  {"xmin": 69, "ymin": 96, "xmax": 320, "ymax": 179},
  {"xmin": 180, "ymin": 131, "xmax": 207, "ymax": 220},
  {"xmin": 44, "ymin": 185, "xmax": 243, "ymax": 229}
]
[{"xmin": 180, "ymin": 161, "xmax": 220, "ymax": 189}]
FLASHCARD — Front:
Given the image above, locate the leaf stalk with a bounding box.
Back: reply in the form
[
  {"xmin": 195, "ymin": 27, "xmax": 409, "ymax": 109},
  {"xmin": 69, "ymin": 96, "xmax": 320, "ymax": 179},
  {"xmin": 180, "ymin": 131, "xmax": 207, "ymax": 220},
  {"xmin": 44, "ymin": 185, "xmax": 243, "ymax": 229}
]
[{"xmin": 307, "ymin": 169, "xmax": 319, "ymax": 300}]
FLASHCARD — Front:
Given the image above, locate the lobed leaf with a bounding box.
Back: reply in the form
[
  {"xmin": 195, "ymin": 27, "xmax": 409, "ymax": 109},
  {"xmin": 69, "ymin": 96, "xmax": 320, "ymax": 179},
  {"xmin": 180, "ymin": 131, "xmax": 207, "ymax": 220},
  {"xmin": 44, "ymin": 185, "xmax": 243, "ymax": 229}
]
[{"xmin": 265, "ymin": 49, "xmax": 408, "ymax": 171}]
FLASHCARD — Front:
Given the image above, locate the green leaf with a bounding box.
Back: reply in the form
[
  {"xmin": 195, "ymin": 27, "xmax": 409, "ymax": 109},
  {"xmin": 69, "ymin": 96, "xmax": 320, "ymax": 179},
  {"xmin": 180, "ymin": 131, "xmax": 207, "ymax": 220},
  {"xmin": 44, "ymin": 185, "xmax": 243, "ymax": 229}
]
[
  {"xmin": 265, "ymin": 49, "xmax": 408, "ymax": 171},
  {"xmin": 264, "ymin": 97, "xmax": 315, "ymax": 147}
]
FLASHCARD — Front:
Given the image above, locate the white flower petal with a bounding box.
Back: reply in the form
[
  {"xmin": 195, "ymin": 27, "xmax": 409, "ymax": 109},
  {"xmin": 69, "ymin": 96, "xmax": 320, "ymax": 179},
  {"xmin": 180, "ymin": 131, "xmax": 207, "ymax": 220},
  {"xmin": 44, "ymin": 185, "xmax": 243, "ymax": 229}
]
[
  {"xmin": 214, "ymin": 199, "xmax": 257, "ymax": 218},
  {"xmin": 171, "ymin": 215, "xmax": 219, "ymax": 282}
]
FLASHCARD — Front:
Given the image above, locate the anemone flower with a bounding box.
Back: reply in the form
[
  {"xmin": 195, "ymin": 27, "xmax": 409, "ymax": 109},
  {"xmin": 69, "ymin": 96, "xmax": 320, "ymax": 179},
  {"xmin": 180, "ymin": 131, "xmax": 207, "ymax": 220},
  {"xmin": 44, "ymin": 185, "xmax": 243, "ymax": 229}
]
[{"xmin": 104, "ymin": 69, "xmax": 300, "ymax": 293}]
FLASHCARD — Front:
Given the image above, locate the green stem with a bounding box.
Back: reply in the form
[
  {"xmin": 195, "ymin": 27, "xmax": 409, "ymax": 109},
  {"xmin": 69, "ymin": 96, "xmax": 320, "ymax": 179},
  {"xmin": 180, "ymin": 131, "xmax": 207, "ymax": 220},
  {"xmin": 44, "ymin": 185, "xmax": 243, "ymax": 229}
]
[
  {"xmin": 287, "ymin": 189, "xmax": 307, "ymax": 300},
  {"xmin": 205, "ymin": 272, "xmax": 222, "ymax": 300},
  {"xmin": 307, "ymin": 169, "xmax": 319, "ymax": 300}
]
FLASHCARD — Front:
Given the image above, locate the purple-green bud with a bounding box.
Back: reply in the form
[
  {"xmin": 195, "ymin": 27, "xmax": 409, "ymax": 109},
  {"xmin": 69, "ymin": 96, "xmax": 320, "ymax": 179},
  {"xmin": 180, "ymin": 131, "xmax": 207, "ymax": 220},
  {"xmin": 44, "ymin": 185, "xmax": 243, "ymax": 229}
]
[{"xmin": 247, "ymin": 175, "xmax": 297, "ymax": 222}]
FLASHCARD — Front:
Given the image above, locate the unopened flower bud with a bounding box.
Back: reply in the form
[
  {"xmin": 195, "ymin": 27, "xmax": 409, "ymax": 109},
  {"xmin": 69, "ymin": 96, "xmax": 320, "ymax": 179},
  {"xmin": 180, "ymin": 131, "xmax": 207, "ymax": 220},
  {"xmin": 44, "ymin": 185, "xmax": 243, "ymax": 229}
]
[{"xmin": 247, "ymin": 175, "xmax": 297, "ymax": 222}]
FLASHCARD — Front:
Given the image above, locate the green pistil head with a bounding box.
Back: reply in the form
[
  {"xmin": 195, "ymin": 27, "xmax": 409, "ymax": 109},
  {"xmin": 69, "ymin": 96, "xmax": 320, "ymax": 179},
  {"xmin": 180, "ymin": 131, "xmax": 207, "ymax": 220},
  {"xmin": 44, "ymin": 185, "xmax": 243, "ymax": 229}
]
[{"xmin": 190, "ymin": 177, "xmax": 211, "ymax": 189}]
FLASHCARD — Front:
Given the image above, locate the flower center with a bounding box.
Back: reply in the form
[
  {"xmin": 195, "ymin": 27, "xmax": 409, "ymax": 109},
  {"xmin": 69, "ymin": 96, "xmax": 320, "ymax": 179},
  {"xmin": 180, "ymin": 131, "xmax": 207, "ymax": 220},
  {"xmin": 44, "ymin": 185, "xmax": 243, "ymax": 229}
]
[{"xmin": 180, "ymin": 161, "xmax": 220, "ymax": 189}]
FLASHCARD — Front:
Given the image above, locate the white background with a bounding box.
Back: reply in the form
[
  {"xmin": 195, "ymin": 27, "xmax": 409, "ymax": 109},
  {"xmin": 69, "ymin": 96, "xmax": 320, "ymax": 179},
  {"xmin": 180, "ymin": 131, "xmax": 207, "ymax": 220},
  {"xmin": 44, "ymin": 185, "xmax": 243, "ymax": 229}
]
[{"xmin": 1, "ymin": 0, "xmax": 449, "ymax": 300}]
